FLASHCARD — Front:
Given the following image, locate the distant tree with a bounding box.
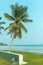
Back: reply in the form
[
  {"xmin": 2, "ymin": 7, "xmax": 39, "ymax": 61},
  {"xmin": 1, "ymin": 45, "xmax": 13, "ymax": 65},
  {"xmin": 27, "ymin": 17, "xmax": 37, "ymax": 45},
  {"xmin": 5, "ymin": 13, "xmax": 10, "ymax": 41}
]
[{"xmin": 4, "ymin": 3, "xmax": 33, "ymax": 52}]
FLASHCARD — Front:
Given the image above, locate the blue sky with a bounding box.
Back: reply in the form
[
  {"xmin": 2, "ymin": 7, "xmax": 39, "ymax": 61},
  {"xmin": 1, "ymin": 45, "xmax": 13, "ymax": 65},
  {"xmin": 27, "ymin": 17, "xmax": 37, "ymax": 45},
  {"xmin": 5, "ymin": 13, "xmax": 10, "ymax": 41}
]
[{"xmin": 0, "ymin": 0, "xmax": 43, "ymax": 45}]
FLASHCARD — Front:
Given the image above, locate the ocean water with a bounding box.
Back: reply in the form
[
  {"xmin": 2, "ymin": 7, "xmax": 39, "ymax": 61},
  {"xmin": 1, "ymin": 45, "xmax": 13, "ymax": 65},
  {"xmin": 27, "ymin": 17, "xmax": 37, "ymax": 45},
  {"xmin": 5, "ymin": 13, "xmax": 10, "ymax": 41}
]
[{"xmin": 0, "ymin": 45, "xmax": 43, "ymax": 53}]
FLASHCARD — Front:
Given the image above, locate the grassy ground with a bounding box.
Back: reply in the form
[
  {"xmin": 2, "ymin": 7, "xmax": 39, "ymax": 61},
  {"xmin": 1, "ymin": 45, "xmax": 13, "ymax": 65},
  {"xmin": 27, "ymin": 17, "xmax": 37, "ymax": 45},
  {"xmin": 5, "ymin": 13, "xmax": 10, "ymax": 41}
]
[
  {"xmin": 13, "ymin": 51, "xmax": 43, "ymax": 65},
  {"xmin": 0, "ymin": 51, "xmax": 43, "ymax": 65},
  {"xmin": 0, "ymin": 57, "xmax": 12, "ymax": 65}
]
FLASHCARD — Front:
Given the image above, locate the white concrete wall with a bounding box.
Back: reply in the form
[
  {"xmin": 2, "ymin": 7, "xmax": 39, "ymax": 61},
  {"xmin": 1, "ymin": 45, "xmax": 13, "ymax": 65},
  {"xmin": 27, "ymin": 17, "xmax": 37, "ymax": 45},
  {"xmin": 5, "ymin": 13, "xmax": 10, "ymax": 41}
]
[
  {"xmin": 0, "ymin": 51, "xmax": 23, "ymax": 65},
  {"xmin": 19, "ymin": 54, "xmax": 23, "ymax": 65}
]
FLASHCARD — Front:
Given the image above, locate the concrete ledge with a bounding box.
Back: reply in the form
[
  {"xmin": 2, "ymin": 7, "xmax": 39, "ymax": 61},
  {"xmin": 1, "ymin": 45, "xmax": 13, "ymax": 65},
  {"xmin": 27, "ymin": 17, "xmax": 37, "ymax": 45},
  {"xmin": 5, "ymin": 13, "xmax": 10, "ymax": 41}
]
[{"xmin": 0, "ymin": 51, "xmax": 27, "ymax": 65}]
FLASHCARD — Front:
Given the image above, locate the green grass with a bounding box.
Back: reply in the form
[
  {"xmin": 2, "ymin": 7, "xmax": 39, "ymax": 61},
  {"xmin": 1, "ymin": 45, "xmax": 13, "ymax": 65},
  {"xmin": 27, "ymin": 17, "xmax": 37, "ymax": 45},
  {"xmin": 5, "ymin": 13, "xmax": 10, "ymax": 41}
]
[
  {"xmin": 12, "ymin": 51, "xmax": 43, "ymax": 65},
  {"xmin": 0, "ymin": 51, "xmax": 43, "ymax": 65},
  {"xmin": 0, "ymin": 57, "xmax": 12, "ymax": 65}
]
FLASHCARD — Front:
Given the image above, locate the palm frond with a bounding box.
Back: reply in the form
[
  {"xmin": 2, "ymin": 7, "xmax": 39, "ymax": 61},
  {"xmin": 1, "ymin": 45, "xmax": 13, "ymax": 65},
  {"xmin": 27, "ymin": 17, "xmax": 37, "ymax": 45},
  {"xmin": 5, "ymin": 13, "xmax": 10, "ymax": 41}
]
[
  {"xmin": 19, "ymin": 22, "xmax": 27, "ymax": 33},
  {"xmin": 10, "ymin": 3, "xmax": 28, "ymax": 18},
  {"xmin": 9, "ymin": 22, "xmax": 16, "ymax": 28},
  {"xmin": 0, "ymin": 17, "xmax": 2, "ymax": 20},
  {"xmin": 7, "ymin": 30, "xmax": 12, "ymax": 34},
  {"xmin": 14, "ymin": 28, "xmax": 22, "ymax": 39},
  {"xmin": 10, "ymin": 4, "xmax": 15, "ymax": 11},
  {"xmin": 17, "ymin": 30, "xmax": 22, "ymax": 39},
  {"xmin": 10, "ymin": 3, "xmax": 19, "ymax": 17},
  {"xmin": 0, "ymin": 22, "xmax": 5, "ymax": 25},
  {"xmin": 7, "ymin": 27, "xmax": 14, "ymax": 34},
  {"xmin": 0, "ymin": 27, "xmax": 4, "ymax": 29},
  {"xmin": 4, "ymin": 27, "xmax": 9, "ymax": 31},
  {"xmin": 10, "ymin": 32, "xmax": 13, "ymax": 38},
  {"xmin": 20, "ymin": 13, "xmax": 28, "ymax": 20},
  {"xmin": 4, "ymin": 13, "xmax": 14, "ymax": 21},
  {"xmin": 13, "ymin": 33, "xmax": 16, "ymax": 39},
  {"xmin": 22, "ymin": 19, "xmax": 33, "ymax": 22},
  {"xmin": 7, "ymin": 26, "xmax": 15, "ymax": 35},
  {"xmin": 19, "ymin": 6, "xmax": 27, "ymax": 18},
  {"xmin": 0, "ymin": 17, "xmax": 5, "ymax": 35},
  {"xmin": 5, "ymin": 22, "xmax": 16, "ymax": 31}
]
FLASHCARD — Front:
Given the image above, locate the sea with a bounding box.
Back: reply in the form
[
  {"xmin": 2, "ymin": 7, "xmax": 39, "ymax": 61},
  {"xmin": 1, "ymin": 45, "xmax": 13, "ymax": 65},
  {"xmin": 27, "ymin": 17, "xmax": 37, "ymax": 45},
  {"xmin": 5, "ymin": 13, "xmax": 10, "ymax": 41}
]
[{"xmin": 0, "ymin": 45, "xmax": 43, "ymax": 53}]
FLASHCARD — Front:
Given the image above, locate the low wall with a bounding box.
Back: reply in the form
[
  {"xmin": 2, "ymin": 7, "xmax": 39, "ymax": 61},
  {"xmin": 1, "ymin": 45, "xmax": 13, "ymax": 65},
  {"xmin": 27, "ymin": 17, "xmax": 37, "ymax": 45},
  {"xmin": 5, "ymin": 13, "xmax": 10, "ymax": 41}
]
[{"xmin": 0, "ymin": 51, "xmax": 23, "ymax": 65}]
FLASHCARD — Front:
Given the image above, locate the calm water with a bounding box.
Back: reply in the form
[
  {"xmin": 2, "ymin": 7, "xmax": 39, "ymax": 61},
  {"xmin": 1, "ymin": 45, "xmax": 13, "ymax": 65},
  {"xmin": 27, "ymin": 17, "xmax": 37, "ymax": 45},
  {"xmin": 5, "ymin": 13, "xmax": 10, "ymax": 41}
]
[{"xmin": 0, "ymin": 45, "xmax": 43, "ymax": 53}]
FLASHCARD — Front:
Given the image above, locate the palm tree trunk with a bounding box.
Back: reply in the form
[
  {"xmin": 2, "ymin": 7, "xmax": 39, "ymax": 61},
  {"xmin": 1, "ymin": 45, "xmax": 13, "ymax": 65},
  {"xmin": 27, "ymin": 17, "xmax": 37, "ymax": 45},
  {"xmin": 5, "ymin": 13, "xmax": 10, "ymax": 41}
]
[{"xmin": 9, "ymin": 38, "xmax": 14, "ymax": 52}]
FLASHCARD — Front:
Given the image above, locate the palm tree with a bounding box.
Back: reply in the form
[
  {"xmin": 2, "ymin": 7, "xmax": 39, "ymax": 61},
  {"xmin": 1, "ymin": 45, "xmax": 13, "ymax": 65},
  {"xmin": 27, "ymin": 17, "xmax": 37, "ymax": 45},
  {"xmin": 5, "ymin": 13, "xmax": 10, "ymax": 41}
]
[
  {"xmin": 4, "ymin": 3, "xmax": 33, "ymax": 52},
  {"xmin": 0, "ymin": 17, "xmax": 5, "ymax": 34}
]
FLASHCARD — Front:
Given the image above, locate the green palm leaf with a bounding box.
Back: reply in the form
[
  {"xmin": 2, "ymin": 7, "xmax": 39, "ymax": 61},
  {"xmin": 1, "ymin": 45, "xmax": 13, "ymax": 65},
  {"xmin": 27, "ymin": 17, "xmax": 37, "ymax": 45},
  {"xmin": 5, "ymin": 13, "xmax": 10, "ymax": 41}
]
[
  {"xmin": 0, "ymin": 27, "xmax": 4, "ymax": 30},
  {"xmin": 10, "ymin": 32, "xmax": 13, "ymax": 38},
  {"xmin": 13, "ymin": 33, "xmax": 16, "ymax": 39},
  {"xmin": 0, "ymin": 17, "xmax": 2, "ymax": 20},
  {"xmin": 22, "ymin": 19, "xmax": 33, "ymax": 22},
  {"xmin": 10, "ymin": 4, "xmax": 15, "ymax": 11},
  {"xmin": 0, "ymin": 22, "xmax": 5, "ymax": 25},
  {"xmin": 4, "ymin": 13, "xmax": 14, "ymax": 21},
  {"xmin": 19, "ymin": 22, "xmax": 27, "ymax": 33},
  {"xmin": 5, "ymin": 22, "xmax": 16, "ymax": 31},
  {"xmin": 17, "ymin": 31, "xmax": 22, "ymax": 39},
  {"xmin": 5, "ymin": 27, "xmax": 8, "ymax": 31},
  {"xmin": 0, "ymin": 17, "xmax": 5, "ymax": 35},
  {"xmin": 7, "ymin": 30, "xmax": 12, "ymax": 34},
  {"xmin": 20, "ymin": 13, "xmax": 28, "ymax": 20}
]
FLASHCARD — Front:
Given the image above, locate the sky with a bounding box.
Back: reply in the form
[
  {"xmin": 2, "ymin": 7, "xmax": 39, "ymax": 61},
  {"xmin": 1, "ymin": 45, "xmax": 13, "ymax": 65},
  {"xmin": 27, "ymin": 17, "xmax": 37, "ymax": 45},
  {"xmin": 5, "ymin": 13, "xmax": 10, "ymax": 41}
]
[{"xmin": 0, "ymin": 0, "xmax": 43, "ymax": 45}]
